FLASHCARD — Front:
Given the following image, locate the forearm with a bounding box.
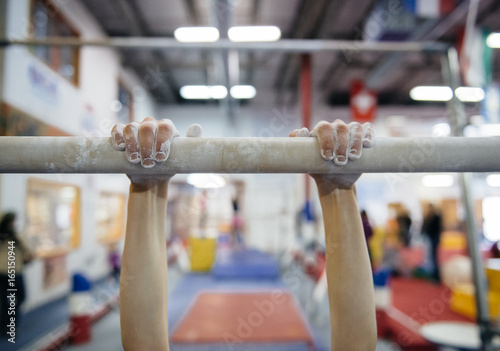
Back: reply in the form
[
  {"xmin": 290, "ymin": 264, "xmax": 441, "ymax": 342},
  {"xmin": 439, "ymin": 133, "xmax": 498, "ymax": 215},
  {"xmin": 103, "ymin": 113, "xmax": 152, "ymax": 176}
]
[
  {"xmin": 120, "ymin": 180, "xmax": 170, "ymax": 351},
  {"xmin": 317, "ymin": 185, "xmax": 376, "ymax": 351}
]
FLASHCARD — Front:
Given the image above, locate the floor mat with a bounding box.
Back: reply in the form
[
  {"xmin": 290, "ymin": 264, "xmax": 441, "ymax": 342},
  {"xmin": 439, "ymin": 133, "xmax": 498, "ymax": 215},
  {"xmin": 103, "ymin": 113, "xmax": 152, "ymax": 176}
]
[
  {"xmin": 211, "ymin": 249, "xmax": 280, "ymax": 280},
  {"xmin": 171, "ymin": 291, "xmax": 313, "ymax": 345}
]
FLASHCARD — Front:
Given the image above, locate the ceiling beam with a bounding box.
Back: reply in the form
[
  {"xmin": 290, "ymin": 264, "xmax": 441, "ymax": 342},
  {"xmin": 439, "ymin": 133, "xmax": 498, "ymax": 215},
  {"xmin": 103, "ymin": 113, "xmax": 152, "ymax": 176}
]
[
  {"xmin": 364, "ymin": 0, "xmax": 485, "ymax": 91},
  {"xmin": 246, "ymin": 0, "xmax": 262, "ymax": 86},
  {"xmin": 184, "ymin": 0, "xmax": 200, "ymax": 25},
  {"xmin": 117, "ymin": 0, "xmax": 179, "ymax": 103},
  {"xmin": 283, "ymin": 0, "xmax": 350, "ymax": 104},
  {"xmin": 319, "ymin": 0, "xmax": 377, "ymax": 101},
  {"xmin": 274, "ymin": 0, "xmax": 328, "ymax": 97}
]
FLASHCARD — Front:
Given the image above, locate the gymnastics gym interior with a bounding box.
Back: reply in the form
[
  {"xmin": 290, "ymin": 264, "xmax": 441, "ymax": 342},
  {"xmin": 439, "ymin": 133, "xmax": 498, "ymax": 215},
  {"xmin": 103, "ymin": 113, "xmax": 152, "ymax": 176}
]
[{"xmin": 1, "ymin": 0, "xmax": 500, "ymax": 350}]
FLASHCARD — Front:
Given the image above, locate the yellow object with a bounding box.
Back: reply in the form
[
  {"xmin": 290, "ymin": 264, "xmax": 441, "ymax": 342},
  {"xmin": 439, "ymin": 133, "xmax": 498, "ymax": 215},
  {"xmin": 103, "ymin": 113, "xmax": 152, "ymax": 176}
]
[
  {"xmin": 189, "ymin": 237, "xmax": 217, "ymax": 272},
  {"xmin": 450, "ymin": 283, "xmax": 500, "ymax": 319},
  {"xmin": 486, "ymin": 259, "xmax": 500, "ymax": 293},
  {"xmin": 440, "ymin": 231, "xmax": 467, "ymax": 251}
]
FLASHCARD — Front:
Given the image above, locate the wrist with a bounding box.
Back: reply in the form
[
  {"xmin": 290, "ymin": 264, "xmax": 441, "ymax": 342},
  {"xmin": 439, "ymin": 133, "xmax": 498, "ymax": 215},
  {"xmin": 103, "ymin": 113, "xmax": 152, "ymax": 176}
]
[
  {"xmin": 129, "ymin": 176, "xmax": 171, "ymax": 197},
  {"xmin": 312, "ymin": 176, "xmax": 356, "ymax": 196}
]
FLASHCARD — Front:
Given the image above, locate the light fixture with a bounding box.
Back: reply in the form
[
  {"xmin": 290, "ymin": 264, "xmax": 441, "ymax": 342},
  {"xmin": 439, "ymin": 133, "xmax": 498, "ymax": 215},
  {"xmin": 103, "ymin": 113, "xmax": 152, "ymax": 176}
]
[
  {"xmin": 487, "ymin": 174, "xmax": 500, "ymax": 187},
  {"xmin": 486, "ymin": 32, "xmax": 500, "ymax": 48},
  {"xmin": 228, "ymin": 26, "xmax": 281, "ymax": 42},
  {"xmin": 210, "ymin": 85, "xmax": 228, "ymax": 99},
  {"xmin": 455, "ymin": 87, "xmax": 485, "ymax": 102},
  {"xmin": 410, "ymin": 86, "xmax": 486, "ymax": 102},
  {"xmin": 174, "ymin": 27, "xmax": 219, "ymax": 43},
  {"xmin": 422, "ymin": 175, "xmax": 454, "ymax": 187},
  {"xmin": 187, "ymin": 174, "xmax": 226, "ymax": 188},
  {"xmin": 230, "ymin": 85, "xmax": 256, "ymax": 99},
  {"xmin": 410, "ymin": 86, "xmax": 453, "ymax": 102},
  {"xmin": 180, "ymin": 85, "xmax": 228, "ymax": 100},
  {"xmin": 432, "ymin": 122, "xmax": 451, "ymax": 137}
]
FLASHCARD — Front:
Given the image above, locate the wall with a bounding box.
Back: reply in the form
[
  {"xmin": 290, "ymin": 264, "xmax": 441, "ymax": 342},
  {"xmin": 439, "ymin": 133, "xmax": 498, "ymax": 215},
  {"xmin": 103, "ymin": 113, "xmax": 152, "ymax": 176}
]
[{"xmin": 1, "ymin": 0, "xmax": 158, "ymax": 312}]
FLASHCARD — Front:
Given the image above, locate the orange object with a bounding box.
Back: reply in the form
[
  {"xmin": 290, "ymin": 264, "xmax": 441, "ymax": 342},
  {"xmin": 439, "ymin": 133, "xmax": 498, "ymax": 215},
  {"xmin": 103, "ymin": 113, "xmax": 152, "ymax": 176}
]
[{"xmin": 171, "ymin": 292, "xmax": 313, "ymax": 345}]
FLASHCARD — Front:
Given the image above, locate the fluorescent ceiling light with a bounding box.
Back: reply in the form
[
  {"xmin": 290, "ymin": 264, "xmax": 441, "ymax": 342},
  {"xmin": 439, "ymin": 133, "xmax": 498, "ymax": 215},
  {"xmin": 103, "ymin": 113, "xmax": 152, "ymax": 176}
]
[
  {"xmin": 174, "ymin": 27, "xmax": 219, "ymax": 43},
  {"xmin": 410, "ymin": 86, "xmax": 485, "ymax": 102},
  {"xmin": 210, "ymin": 85, "xmax": 228, "ymax": 99},
  {"xmin": 486, "ymin": 32, "xmax": 500, "ymax": 48},
  {"xmin": 422, "ymin": 174, "xmax": 454, "ymax": 187},
  {"xmin": 487, "ymin": 174, "xmax": 500, "ymax": 187},
  {"xmin": 180, "ymin": 85, "xmax": 228, "ymax": 100},
  {"xmin": 228, "ymin": 26, "xmax": 281, "ymax": 42},
  {"xmin": 455, "ymin": 87, "xmax": 485, "ymax": 102},
  {"xmin": 187, "ymin": 174, "xmax": 226, "ymax": 189},
  {"xmin": 410, "ymin": 86, "xmax": 453, "ymax": 101},
  {"xmin": 230, "ymin": 85, "xmax": 256, "ymax": 99},
  {"xmin": 432, "ymin": 122, "xmax": 451, "ymax": 137}
]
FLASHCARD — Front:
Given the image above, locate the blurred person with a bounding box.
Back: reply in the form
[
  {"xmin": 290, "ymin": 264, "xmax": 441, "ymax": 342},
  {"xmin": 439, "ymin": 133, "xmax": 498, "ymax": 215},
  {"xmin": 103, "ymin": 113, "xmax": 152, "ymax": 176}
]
[
  {"xmin": 396, "ymin": 207, "xmax": 412, "ymax": 247},
  {"xmin": 231, "ymin": 198, "xmax": 244, "ymax": 249},
  {"xmin": 0, "ymin": 212, "xmax": 33, "ymax": 335},
  {"xmin": 108, "ymin": 243, "xmax": 121, "ymax": 281},
  {"xmin": 360, "ymin": 210, "xmax": 373, "ymax": 265},
  {"xmin": 112, "ymin": 118, "xmax": 377, "ymax": 351},
  {"xmin": 422, "ymin": 203, "xmax": 442, "ymax": 282}
]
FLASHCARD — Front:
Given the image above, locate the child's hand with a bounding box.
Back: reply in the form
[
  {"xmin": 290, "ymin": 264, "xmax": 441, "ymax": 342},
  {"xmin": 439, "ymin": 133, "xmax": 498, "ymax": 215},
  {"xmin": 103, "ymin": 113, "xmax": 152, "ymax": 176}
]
[
  {"xmin": 111, "ymin": 117, "xmax": 202, "ymax": 183},
  {"xmin": 289, "ymin": 120, "xmax": 374, "ymax": 192}
]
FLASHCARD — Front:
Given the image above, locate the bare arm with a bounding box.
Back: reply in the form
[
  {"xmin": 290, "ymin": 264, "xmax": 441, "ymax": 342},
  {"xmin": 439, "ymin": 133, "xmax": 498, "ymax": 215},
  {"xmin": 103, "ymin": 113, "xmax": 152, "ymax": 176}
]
[
  {"xmin": 291, "ymin": 121, "xmax": 377, "ymax": 351},
  {"xmin": 120, "ymin": 179, "xmax": 170, "ymax": 350},
  {"xmin": 317, "ymin": 185, "xmax": 376, "ymax": 351},
  {"xmin": 111, "ymin": 118, "xmax": 201, "ymax": 351}
]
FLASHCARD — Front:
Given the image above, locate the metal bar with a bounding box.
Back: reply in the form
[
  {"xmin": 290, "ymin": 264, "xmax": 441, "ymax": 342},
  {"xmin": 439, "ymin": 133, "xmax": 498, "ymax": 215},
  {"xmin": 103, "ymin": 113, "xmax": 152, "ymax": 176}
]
[
  {"xmin": 443, "ymin": 47, "xmax": 493, "ymax": 351},
  {"xmin": 0, "ymin": 136, "xmax": 498, "ymax": 174},
  {"xmin": 0, "ymin": 38, "xmax": 450, "ymax": 53}
]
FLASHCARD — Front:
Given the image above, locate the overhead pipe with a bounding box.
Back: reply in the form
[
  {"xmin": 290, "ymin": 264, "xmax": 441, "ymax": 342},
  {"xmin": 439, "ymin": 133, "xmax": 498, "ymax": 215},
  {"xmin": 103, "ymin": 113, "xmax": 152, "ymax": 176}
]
[{"xmin": 0, "ymin": 38, "xmax": 450, "ymax": 53}]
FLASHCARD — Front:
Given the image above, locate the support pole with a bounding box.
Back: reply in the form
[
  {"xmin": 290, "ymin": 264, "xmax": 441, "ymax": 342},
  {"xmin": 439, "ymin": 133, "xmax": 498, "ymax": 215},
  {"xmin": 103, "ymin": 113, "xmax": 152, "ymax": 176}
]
[
  {"xmin": 442, "ymin": 47, "xmax": 493, "ymax": 351},
  {"xmin": 0, "ymin": 136, "xmax": 499, "ymax": 174},
  {"xmin": 301, "ymin": 54, "xmax": 312, "ymax": 206}
]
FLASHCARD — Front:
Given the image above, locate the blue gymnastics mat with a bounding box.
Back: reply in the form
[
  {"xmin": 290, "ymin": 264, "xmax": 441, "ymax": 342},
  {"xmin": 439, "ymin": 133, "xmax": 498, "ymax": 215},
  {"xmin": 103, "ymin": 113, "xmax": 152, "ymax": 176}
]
[{"xmin": 211, "ymin": 249, "xmax": 280, "ymax": 280}]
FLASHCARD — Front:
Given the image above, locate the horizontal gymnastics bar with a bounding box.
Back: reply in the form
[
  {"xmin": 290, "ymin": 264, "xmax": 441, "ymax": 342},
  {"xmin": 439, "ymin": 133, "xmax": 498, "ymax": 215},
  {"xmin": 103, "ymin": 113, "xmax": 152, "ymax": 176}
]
[
  {"xmin": 0, "ymin": 38, "xmax": 450, "ymax": 53},
  {"xmin": 0, "ymin": 136, "xmax": 498, "ymax": 174}
]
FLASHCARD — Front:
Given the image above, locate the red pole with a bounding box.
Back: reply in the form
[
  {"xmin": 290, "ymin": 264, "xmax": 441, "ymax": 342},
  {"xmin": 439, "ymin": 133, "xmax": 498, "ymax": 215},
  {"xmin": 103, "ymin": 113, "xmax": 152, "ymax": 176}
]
[{"xmin": 301, "ymin": 54, "xmax": 312, "ymax": 211}]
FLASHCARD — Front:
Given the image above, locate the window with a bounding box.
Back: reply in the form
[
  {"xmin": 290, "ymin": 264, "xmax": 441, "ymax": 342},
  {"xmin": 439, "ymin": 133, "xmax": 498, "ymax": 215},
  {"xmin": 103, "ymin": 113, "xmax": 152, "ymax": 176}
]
[
  {"xmin": 31, "ymin": 0, "xmax": 79, "ymax": 84},
  {"xmin": 25, "ymin": 179, "xmax": 80, "ymax": 257},
  {"xmin": 96, "ymin": 192, "xmax": 126, "ymax": 244}
]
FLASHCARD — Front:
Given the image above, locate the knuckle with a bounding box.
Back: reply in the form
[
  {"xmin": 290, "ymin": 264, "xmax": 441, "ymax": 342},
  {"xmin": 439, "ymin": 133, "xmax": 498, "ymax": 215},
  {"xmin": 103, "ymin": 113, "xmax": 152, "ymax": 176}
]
[{"xmin": 139, "ymin": 121, "xmax": 156, "ymax": 132}]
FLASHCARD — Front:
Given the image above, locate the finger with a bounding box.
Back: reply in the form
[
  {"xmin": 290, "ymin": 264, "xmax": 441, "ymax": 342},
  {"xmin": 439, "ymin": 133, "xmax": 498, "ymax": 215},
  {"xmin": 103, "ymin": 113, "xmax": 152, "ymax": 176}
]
[
  {"xmin": 363, "ymin": 122, "xmax": 375, "ymax": 147},
  {"xmin": 123, "ymin": 122, "xmax": 140, "ymax": 163},
  {"xmin": 111, "ymin": 124, "xmax": 126, "ymax": 150},
  {"xmin": 155, "ymin": 119, "xmax": 177, "ymax": 162},
  {"xmin": 289, "ymin": 127, "xmax": 310, "ymax": 138},
  {"xmin": 186, "ymin": 124, "xmax": 203, "ymax": 137},
  {"xmin": 332, "ymin": 119, "xmax": 349, "ymax": 166},
  {"xmin": 138, "ymin": 120, "xmax": 158, "ymax": 168},
  {"xmin": 312, "ymin": 121, "xmax": 334, "ymax": 161},
  {"xmin": 348, "ymin": 122, "xmax": 364, "ymax": 160}
]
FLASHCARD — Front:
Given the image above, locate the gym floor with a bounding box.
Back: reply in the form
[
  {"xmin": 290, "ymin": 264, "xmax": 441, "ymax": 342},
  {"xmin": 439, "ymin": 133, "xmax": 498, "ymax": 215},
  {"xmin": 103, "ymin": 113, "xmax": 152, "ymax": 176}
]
[{"xmin": 62, "ymin": 266, "xmax": 397, "ymax": 351}]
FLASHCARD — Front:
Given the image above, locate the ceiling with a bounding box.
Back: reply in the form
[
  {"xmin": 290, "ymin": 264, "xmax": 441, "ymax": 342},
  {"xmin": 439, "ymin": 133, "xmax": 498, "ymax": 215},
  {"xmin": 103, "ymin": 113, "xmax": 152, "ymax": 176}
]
[{"xmin": 80, "ymin": 0, "xmax": 500, "ymax": 106}]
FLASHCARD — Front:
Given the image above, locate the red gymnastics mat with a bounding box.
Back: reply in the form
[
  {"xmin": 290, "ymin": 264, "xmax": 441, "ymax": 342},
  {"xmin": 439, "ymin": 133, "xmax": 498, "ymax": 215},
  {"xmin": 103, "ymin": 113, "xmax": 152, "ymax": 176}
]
[{"xmin": 171, "ymin": 291, "xmax": 313, "ymax": 344}]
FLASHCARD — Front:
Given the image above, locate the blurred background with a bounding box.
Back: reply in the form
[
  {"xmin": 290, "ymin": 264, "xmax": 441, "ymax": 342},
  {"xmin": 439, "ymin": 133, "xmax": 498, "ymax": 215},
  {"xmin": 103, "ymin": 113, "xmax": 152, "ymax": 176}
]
[{"xmin": 0, "ymin": 0, "xmax": 500, "ymax": 350}]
